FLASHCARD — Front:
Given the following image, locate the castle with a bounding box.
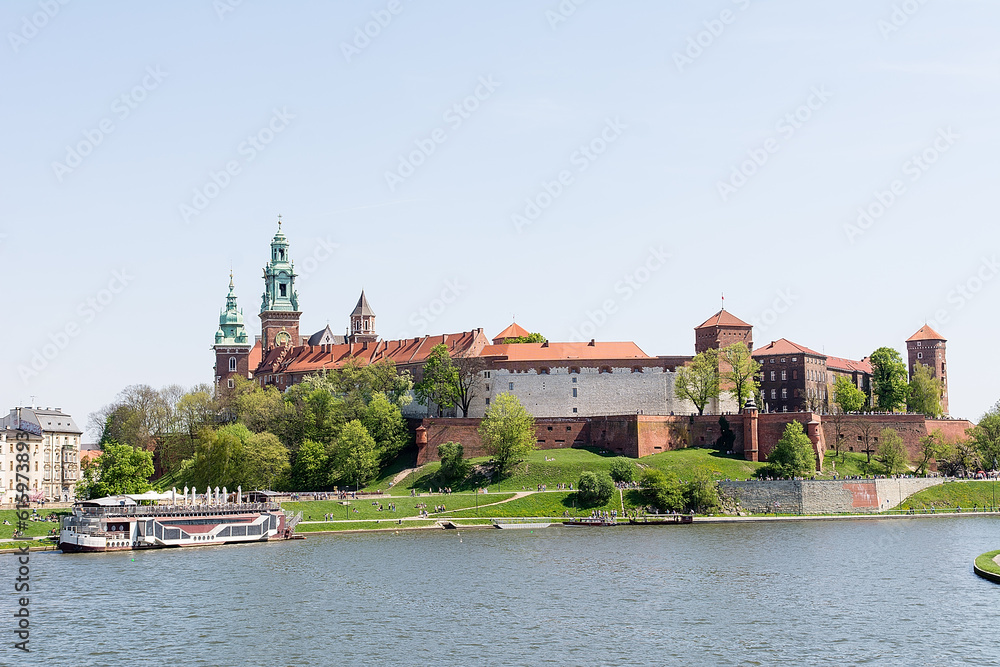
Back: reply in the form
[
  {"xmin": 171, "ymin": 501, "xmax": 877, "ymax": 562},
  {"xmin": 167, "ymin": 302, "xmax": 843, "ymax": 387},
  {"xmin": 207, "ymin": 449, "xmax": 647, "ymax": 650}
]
[{"xmin": 212, "ymin": 221, "xmax": 958, "ymax": 464}]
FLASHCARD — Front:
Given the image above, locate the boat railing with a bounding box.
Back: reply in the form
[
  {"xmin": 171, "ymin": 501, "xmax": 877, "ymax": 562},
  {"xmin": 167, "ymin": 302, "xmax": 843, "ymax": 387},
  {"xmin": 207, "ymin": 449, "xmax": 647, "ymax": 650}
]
[{"xmin": 74, "ymin": 502, "xmax": 281, "ymax": 518}]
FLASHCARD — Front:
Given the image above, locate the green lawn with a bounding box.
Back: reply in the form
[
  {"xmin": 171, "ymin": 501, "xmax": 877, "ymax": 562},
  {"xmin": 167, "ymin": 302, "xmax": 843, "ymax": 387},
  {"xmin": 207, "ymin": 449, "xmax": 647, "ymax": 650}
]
[
  {"xmin": 0, "ymin": 509, "xmax": 67, "ymax": 539},
  {"xmin": 296, "ymin": 520, "xmax": 439, "ymax": 532},
  {"xmin": 283, "ymin": 492, "xmax": 516, "ymax": 521},
  {"xmin": 899, "ymin": 481, "xmax": 1000, "ymax": 511},
  {"xmin": 817, "ymin": 451, "xmax": 882, "ymax": 478},
  {"xmin": 446, "ymin": 490, "xmax": 623, "ymax": 519},
  {"xmin": 386, "ymin": 446, "xmax": 762, "ymax": 495},
  {"xmin": 975, "ymin": 550, "xmax": 1000, "ymax": 576}
]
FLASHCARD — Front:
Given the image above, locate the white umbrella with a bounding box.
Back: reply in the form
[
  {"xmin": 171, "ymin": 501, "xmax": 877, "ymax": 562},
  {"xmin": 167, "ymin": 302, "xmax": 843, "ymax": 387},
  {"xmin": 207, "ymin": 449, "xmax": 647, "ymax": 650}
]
[
  {"xmin": 237, "ymin": 485, "xmax": 242, "ymax": 504},
  {"xmin": 222, "ymin": 487, "xmax": 228, "ymax": 504}
]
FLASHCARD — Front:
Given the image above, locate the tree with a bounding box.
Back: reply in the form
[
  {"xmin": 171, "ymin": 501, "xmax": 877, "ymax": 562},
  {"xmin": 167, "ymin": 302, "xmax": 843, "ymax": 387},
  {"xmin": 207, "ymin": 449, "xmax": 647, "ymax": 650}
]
[
  {"xmin": 826, "ymin": 411, "xmax": 848, "ymax": 461},
  {"xmin": 331, "ymin": 420, "xmax": 379, "ymax": 487},
  {"xmin": 453, "ymin": 355, "xmax": 487, "ymax": 418},
  {"xmin": 914, "ymin": 430, "xmax": 944, "ymax": 476},
  {"xmin": 438, "ymin": 442, "xmax": 471, "ymax": 482},
  {"xmin": 715, "ymin": 416, "xmax": 736, "ymax": 452},
  {"xmin": 675, "ymin": 348, "xmax": 720, "ymax": 415},
  {"xmin": 639, "ymin": 468, "xmax": 685, "ymax": 512},
  {"xmin": 414, "ymin": 344, "xmax": 458, "ymax": 416},
  {"xmin": 833, "ymin": 375, "xmax": 866, "ymax": 414},
  {"xmin": 870, "ymin": 347, "xmax": 910, "ymax": 412},
  {"xmin": 290, "ymin": 439, "xmax": 329, "ymax": 490},
  {"xmin": 907, "ymin": 363, "xmax": 943, "ymax": 417},
  {"xmin": 76, "ymin": 441, "xmax": 154, "ymax": 499},
  {"xmin": 608, "ymin": 457, "xmax": 637, "ymax": 483},
  {"xmin": 361, "ymin": 392, "xmax": 409, "ymax": 465},
  {"xmin": 500, "ymin": 332, "xmax": 546, "ymax": 344},
  {"xmin": 577, "ymin": 471, "xmax": 615, "ymax": 506},
  {"xmin": 854, "ymin": 418, "xmax": 878, "ymax": 466},
  {"xmin": 478, "ymin": 392, "xmax": 535, "ymax": 477},
  {"xmin": 722, "ymin": 342, "xmax": 761, "ymax": 411},
  {"xmin": 759, "ymin": 421, "xmax": 816, "ymax": 478},
  {"xmin": 330, "ymin": 359, "xmax": 413, "ymax": 408},
  {"xmin": 684, "ymin": 469, "xmax": 720, "ymax": 513},
  {"xmin": 938, "ymin": 439, "xmax": 981, "ymax": 477},
  {"xmin": 875, "ymin": 428, "xmax": 909, "ymax": 476},
  {"xmin": 243, "ymin": 431, "xmax": 290, "ymax": 490},
  {"xmin": 968, "ymin": 401, "xmax": 1000, "ymax": 472},
  {"xmin": 188, "ymin": 423, "xmax": 252, "ymax": 489}
]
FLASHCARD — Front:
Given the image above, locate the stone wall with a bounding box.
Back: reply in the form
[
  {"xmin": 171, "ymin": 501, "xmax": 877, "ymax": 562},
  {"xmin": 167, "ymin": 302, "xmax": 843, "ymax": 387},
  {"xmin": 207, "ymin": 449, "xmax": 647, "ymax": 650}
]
[{"xmin": 719, "ymin": 477, "xmax": 945, "ymax": 514}]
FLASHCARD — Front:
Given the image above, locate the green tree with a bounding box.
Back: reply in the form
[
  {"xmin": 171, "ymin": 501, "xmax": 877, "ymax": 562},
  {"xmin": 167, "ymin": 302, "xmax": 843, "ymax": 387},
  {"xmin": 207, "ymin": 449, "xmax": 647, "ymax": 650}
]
[
  {"xmin": 968, "ymin": 401, "xmax": 1000, "ymax": 472},
  {"xmin": 290, "ymin": 439, "xmax": 330, "ymax": 490},
  {"xmin": 639, "ymin": 468, "xmax": 685, "ymax": 512},
  {"xmin": 361, "ymin": 392, "xmax": 409, "ymax": 465},
  {"xmin": 870, "ymin": 347, "xmax": 910, "ymax": 412},
  {"xmin": 438, "ymin": 442, "xmax": 471, "ymax": 482},
  {"xmin": 500, "ymin": 333, "xmax": 546, "ymax": 344},
  {"xmin": 231, "ymin": 379, "xmax": 288, "ymax": 433},
  {"xmin": 414, "ymin": 344, "xmax": 458, "ymax": 416},
  {"xmin": 833, "ymin": 375, "xmax": 866, "ymax": 414},
  {"xmin": 875, "ymin": 428, "xmax": 909, "ymax": 476},
  {"xmin": 331, "ymin": 420, "xmax": 380, "ymax": 488},
  {"xmin": 907, "ymin": 363, "xmax": 943, "ymax": 417},
  {"xmin": 684, "ymin": 469, "xmax": 720, "ymax": 513},
  {"xmin": 188, "ymin": 423, "xmax": 252, "ymax": 489},
  {"xmin": 722, "ymin": 342, "xmax": 761, "ymax": 411},
  {"xmin": 453, "ymin": 355, "xmax": 487, "ymax": 418},
  {"xmin": 478, "ymin": 392, "xmax": 536, "ymax": 477},
  {"xmin": 608, "ymin": 457, "xmax": 637, "ymax": 483},
  {"xmin": 577, "ymin": 471, "xmax": 615, "ymax": 507},
  {"xmin": 914, "ymin": 430, "xmax": 944, "ymax": 476},
  {"xmin": 675, "ymin": 348, "xmax": 720, "ymax": 415},
  {"xmin": 243, "ymin": 431, "xmax": 291, "ymax": 490},
  {"xmin": 330, "ymin": 360, "xmax": 413, "ymax": 408},
  {"xmin": 758, "ymin": 421, "xmax": 816, "ymax": 478},
  {"xmin": 76, "ymin": 440, "xmax": 154, "ymax": 499}
]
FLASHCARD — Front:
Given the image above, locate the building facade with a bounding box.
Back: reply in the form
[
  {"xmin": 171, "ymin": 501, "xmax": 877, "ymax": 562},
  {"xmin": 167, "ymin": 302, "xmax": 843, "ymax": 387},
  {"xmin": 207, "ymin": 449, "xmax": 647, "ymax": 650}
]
[
  {"xmin": 906, "ymin": 325, "xmax": 948, "ymax": 415},
  {"xmin": 1, "ymin": 407, "xmax": 82, "ymax": 501}
]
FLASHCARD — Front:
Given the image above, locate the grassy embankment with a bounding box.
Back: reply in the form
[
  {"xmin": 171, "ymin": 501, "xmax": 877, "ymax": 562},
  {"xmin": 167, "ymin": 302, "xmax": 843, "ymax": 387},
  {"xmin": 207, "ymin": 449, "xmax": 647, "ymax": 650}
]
[
  {"xmin": 898, "ymin": 480, "xmax": 1000, "ymax": 511},
  {"xmin": 0, "ymin": 509, "xmax": 67, "ymax": 540},
  {"xmin": 974, "ymin": 550, "xmax": 1000, "ymax": 577},
  {"xmin": 816, "ymin": 451, "xmax": 879, "ymax": 479},
  {"xmin": 285, "ymin": 447, "xmax": 760, "ymax": 524}
]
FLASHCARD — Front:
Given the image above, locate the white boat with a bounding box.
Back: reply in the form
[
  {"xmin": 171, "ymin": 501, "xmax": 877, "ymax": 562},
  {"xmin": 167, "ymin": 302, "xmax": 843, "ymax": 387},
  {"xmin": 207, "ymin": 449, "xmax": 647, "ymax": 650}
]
[{"xmin": 59, "ymin": 494, "xmax": 300, "ymax": 553}]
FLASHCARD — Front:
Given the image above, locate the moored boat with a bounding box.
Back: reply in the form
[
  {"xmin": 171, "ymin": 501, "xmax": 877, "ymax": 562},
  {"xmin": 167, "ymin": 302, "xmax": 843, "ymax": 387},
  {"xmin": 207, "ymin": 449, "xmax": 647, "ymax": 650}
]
[
  {"xmin": 59, "ymin": 494, "xmax": 300, "ymax": 553},
  {"xmin": 562, "ymin": 517, "xmax": 620, "ymax": 527},
  {"xmin": 627, "ymin": 514, "xmax": 694, "ymax": 525}
]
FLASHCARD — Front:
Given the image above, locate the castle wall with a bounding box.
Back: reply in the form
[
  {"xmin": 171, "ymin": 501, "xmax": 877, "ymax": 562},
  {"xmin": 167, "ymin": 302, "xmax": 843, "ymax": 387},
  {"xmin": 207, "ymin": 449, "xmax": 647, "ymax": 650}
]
[{"xmin": 719, "ymin": 477, "xmax": 944, "ymax": 514}]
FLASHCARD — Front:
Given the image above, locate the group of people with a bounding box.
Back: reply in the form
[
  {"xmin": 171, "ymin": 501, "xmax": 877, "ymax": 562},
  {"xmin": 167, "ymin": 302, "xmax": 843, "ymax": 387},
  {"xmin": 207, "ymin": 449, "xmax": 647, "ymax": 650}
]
[{"xmin": 523, "ymin": 483, "xmax": 573, "ymax": 491}]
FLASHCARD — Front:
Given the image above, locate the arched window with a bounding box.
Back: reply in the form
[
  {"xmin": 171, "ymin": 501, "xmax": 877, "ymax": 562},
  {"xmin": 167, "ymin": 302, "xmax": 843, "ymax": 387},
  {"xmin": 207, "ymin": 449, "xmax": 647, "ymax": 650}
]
[{"xmin": 229, "ymin": 357, "xmax": 237, "ymax": 372}]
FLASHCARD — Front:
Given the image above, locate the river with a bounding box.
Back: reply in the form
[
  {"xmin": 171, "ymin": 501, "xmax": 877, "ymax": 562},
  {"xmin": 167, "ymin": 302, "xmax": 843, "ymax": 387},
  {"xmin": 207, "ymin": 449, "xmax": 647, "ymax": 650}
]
[{"xmin": 16, "ymin": 516, "xmax": 1000, "ymax": 665}]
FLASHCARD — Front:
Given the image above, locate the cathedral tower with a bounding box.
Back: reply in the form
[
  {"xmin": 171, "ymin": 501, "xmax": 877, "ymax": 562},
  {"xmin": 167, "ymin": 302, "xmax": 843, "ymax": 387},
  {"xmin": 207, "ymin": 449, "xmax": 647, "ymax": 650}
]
[
  {"xmin": 906, "ymin": 324, "xmax": 948, "ymax": 415},
  {"xmin": 259, "ymin": 218, "xmax": 301, "ymax": 358},
  {"xmin": 213, "ymin": 273, "xmax": 252, "ymax": 392},
  {"xmin": 349, "ymin": 290, "xmax": 377, "ymax": 344}
]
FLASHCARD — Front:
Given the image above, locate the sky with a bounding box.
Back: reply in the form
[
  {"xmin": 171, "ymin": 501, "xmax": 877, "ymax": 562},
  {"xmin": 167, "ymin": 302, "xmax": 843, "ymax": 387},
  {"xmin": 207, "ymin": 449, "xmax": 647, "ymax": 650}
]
[{"xmin": 2, "ymin": 1, "xmax": 998, "ymax": 438}]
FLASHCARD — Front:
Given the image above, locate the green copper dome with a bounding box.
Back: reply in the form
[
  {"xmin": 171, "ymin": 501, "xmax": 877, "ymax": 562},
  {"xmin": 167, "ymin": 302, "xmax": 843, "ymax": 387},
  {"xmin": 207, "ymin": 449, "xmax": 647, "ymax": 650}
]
[
  {"xmin": 215, "ymin": 274, "xmax": 250, "ymax": 347},
  {"xmin": 260, "ymin": 218, "xmax": 299, "ymax": 313}
]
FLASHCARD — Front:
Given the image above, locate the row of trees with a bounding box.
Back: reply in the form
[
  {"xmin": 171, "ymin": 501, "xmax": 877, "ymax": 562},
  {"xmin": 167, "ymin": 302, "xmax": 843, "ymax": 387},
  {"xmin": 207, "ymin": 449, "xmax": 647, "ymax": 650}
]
[{"xmin": 675, "ymin": 343, "xmax": 760, "ymax": 415}]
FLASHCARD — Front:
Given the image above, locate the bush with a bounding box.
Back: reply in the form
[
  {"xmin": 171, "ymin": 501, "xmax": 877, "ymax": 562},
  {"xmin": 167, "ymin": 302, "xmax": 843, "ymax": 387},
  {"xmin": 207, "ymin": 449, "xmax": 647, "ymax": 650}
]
[
  {"xmin": 640, "ymin": 468, "xmax": 684, "ymax": 512},
  {"xmin": 438, "ymin": 441, "xmax": 471, "ymax": 482},
  {"xmin": 577, "ymin": 471, "xmax": 615, "ymax": 507},
  {"xmin": 608, "ymin": 457, "xmax": 637, "ymax": 483}
]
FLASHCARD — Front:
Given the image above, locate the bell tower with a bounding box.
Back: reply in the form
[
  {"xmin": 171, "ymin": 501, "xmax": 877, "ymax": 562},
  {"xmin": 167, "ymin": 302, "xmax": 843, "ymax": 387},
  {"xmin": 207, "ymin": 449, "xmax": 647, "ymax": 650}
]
[
  {"xmin": 906, "ymin": 324, "xmax": 948, "ymax": 415},
  {"xmin": 213, "ymin": 272, "xmax": 252, "ymax": 393},
  {"xmin": 348, "ymin": 290, "xmax": 377, "ymax": 344},
  {"xmin": 259, "ymin": 217, "xmax": 301, "ymax": 358}
]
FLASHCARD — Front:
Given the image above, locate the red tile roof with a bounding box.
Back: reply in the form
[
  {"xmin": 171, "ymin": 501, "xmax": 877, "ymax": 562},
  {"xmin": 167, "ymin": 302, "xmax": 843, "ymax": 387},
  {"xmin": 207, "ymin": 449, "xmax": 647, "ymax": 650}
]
[
  {"xmin": 80, "ymin": 450, "xmax": 101, "ymax": 466},
  {"xmin": 695, "ymin": 309, "xmax": 751, "ymax": 329},
  {"xmin": 752, "ymin": 338, "xmax": 822, "ymax": 357},
  {"xmin": 907, "ymin": 324, "xmax": 946, "ymax": 342},
  {"xmin": 479, "ymin": 341, "xmax": 649, "ymax": 361},
  {"xmin": 256, "ymin": 330, "xmax": 489, "ymax": 375},
  {"xmin": 492, "ymin": 322, "xmax": 532, "ymax": 343},
  {"xmin": 248, "ymin": 339, "xmax": 262, "ymax": 371},
  {"xmin": 825, "ymin": 355, "xmax": 873, "ymax": 375}
]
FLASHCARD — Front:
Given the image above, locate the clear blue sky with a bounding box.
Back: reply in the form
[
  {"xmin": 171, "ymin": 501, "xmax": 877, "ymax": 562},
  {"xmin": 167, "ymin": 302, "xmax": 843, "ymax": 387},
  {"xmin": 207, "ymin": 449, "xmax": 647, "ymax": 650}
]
[{"xmin": 3, "ymin": 1, "xmax": 997, "ymax": 436}]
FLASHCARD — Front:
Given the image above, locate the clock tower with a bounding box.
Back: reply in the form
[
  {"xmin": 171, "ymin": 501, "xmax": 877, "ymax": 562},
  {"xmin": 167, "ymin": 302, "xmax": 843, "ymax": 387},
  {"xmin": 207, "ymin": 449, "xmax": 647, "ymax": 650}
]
[{"xmin": 259, "ymin": 217, "xmax": 301, "ymax": 359}]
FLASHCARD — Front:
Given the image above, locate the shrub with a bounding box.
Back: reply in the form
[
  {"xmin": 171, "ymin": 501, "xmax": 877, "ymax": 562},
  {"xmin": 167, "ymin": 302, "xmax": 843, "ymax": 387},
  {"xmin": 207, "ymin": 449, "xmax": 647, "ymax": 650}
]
[
  {"xmin": 608, "ymin": 457, "xmax": 637, "ymax": 483},
  {"xmin": 577, "ymin": 471, "xmax": 615, "ymax": 507}
]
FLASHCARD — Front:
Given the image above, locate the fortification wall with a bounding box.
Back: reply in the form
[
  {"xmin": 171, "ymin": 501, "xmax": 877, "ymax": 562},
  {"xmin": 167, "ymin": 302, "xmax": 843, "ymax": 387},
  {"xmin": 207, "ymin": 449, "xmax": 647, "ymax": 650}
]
[{"xmin": 719, "ymin": 477, "xmax": 945, "ymax": 514}]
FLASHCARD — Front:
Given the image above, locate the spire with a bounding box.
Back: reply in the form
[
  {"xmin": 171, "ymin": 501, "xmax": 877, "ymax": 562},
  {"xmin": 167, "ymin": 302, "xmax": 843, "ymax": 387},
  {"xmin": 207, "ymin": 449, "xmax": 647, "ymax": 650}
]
[
  {"xmin": 261, "ymin": 217, "xmax": 299, "ymax": 313},
  {"xmin": 349, "ymin": 290, "xmax": 376, "ymax": 341},
  {"xmin": 351, "ymin": 290, "xmax": 375, "ymax": 317},
  {"xmin": 215, "ymin": 274, "xmax": 250, "ymax": 347}
]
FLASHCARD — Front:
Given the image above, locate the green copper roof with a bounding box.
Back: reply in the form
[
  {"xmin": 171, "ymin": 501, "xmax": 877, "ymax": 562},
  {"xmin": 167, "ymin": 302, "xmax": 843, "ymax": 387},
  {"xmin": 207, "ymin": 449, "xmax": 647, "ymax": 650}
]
[
  {"xmin": 215, "ymin": 274, "xmax": 250, "ymax": 347},
  {"xmin": 260, "ymin": 218, "xmax": 299, "ymax": 313}
]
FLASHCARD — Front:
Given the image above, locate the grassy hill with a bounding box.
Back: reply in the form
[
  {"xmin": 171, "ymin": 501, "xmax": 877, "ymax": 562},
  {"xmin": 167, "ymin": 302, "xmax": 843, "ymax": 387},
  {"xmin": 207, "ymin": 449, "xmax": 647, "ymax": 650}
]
[{"xmin": 899, "ymin": 480, "xmax": 1000, "ymax": 510}]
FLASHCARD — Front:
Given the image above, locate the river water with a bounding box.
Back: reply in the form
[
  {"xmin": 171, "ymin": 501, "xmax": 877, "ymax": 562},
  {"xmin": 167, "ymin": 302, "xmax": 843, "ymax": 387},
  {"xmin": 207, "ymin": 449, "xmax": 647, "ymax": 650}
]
[{"xmin": 14, "ymin": 517, "xmax": 1000, "ymax": 666}]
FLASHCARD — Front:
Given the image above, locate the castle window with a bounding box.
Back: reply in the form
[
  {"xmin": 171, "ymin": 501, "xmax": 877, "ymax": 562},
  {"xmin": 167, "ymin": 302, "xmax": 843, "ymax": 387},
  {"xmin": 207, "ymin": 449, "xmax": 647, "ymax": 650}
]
[
  {"xmin": 770, "ymin": 359, "xmax": 775, "ymax": 364},
  {"xmin": 484, "ymin": 371, "xmax": 491, "ymax": 379},
  {"xmin": 781, "ymin": 358, "xmax": 786, "ymax": 363},
  {"xmin": 781, "ymin": 388, "xmax": 787, "ymax": 399},
  {"xmin": 279, "ymin": 249, "xmax": 285, "ymax": 260},
  {"xmin": 485, "ymin": 398, "xmax": 490, "ymax": 406},
  {"xmin": 917, "ymin": 352, "xmax": 923, "ymax": 359},
  {"xmin": 781, "ymin": 371, "xmax": 787, "ymax": 381},
  {"xmin": 539, "ymin": 367, "xmax": 550, "ymax": 375},
  {"xmin": 792, "ymin": 357, "xmax": 797, "ymax": 362},
  {"xmin": 229, "ymin": 357, "xmax": 237, "ymax": 372},
  {"xmin": 509, "ymin": 382, "xmax": 514, "ymax": 391},
  {"xmin": 279, "ymin": 283, "xmax": 287, "ymax": 297},
  {"xmin": 572, "ymin": 388, "xmax": 578, "ymax": 398},
  {"xmin": 573, "ymin": 407, "xmax": 578, "ymax": 414},
  {"xmin": 770, "ymin": 371, "xmax": 776, "ymax": 381},
  {"xmin": 572, "ymin": 377, "xmax": 577, "ymax": 384},
  {"xmin": 632, "ymin": 367, "xmax": 643, "ymax": 373},
  {"xmin": 569, "ymin": 367, "xmax": 580, "ymax": 374},
  {"xmin": 227, "ymin": 379, "xmax": 235, "ymax": 389},
  {"xmin": 771, "ymin": 389, "xmax": 777, "ymax": 400},
  {"xmin": 599, "ymin": 366, "xmax": 611, "ymax": 374}
]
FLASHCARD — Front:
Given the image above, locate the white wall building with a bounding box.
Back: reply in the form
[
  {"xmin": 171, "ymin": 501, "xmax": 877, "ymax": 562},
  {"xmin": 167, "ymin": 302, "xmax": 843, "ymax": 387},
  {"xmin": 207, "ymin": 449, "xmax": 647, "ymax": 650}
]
[{"xmin": 1, "ymin": 407, "xmax": 82, "ymax": 501}]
